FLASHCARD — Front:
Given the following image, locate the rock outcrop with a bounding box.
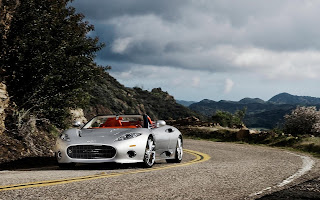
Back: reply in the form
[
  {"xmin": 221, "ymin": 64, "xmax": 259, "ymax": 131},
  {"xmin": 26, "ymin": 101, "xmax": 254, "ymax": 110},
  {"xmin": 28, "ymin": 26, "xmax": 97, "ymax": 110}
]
[
  {"xmin": 0, "ymin": 83, "xmax": 9, "ymax": 134},
  {"xmin": 1, "ymin": 0, "xmax": 20, "ymax": 134},
  {"xmin": 1, "ymin": 0, "xmax": 20, "ymax": 40},
  {"xmin": 70, "ymin": 108, "xmax": 87, "ymax": 124}
]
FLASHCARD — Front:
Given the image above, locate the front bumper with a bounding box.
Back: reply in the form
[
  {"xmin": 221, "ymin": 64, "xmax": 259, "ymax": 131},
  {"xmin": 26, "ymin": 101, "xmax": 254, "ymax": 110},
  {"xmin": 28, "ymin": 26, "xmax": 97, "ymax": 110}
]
[{"xmin": 54, "ymin": 138, "xmax": 147, "ymax": 164}]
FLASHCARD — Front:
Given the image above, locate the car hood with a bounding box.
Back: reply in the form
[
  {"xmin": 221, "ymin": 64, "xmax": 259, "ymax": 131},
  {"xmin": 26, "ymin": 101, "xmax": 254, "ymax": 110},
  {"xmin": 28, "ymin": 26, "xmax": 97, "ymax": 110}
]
[{"xmin": 78, "ymin": 128, "xmax": 143, "ymax": 141}]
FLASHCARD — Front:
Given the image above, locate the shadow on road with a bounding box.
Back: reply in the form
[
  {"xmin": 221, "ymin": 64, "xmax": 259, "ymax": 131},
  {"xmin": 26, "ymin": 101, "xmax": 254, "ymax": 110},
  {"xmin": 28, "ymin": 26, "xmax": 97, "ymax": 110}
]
[
  {"xmin": 0, "ymin": 156, "xmax": 166, "ymax": 171},
  {"xmin": 0, "ymin": 157, "xmax": 57, "ymax": 170}
]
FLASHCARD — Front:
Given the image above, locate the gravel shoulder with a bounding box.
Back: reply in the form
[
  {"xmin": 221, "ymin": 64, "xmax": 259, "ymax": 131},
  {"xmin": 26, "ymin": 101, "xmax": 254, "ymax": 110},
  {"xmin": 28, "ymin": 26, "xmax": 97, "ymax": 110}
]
[{"xmin": 257, "ymin": 176, "xmax": 320, "ymax": 199}]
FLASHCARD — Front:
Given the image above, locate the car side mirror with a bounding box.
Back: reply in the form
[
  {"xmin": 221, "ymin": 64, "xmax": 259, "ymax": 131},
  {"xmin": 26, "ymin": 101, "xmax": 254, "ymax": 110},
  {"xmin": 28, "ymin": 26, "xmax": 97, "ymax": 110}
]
[
  {"xmin": 166, "ymin": 128, "xmax": 174, "ymax": 133},
  {"xmin": 156, "ymin": 120, "xmax": 166, "ymax": 127},
  {"xmin": 73, "ymin": 120, "xmax": 83, "ymax": 128}
]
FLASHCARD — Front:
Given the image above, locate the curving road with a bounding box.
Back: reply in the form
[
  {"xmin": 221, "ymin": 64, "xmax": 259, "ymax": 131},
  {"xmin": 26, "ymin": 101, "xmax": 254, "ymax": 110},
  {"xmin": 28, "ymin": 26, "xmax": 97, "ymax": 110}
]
[{"xmin": 0, "ymin": 139, "xmax": 319, "ymax": 200}]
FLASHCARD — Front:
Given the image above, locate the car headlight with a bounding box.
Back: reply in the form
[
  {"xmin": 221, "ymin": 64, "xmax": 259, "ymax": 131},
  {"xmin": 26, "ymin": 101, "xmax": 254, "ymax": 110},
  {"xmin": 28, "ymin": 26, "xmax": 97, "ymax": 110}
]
[
  {"xmin": 115, "ymin": 133, "xmax": 142, "ymax": 141},
  {"xmin": 60, "ymin": 133, "xmax": 71, "ymax": 142}
]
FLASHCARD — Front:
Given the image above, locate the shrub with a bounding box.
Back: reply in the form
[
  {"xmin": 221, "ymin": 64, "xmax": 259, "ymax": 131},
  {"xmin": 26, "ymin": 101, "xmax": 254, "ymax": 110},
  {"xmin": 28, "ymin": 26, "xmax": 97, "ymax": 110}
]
[
  {"xmin": 284, "ymin": 106, "xmax": 320, "ymax": 136},
  {"xmin": 212, "ymin": 108, "xmax": 246, "ymax": 127}
]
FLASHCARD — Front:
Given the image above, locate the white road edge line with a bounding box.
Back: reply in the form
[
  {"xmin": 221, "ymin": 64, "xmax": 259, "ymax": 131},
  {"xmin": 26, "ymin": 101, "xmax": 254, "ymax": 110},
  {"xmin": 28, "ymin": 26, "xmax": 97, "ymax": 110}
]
[{"xmin": 249, "ymin": 151, "xmax": 315, "ymax": 197}]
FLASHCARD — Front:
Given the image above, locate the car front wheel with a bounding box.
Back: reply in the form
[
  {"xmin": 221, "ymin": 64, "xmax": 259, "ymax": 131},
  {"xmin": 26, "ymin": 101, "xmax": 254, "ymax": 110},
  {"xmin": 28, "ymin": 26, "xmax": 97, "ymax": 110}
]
[{"xmin": 142, "ymin": 136, "xmax": 156, "ymax": 168}]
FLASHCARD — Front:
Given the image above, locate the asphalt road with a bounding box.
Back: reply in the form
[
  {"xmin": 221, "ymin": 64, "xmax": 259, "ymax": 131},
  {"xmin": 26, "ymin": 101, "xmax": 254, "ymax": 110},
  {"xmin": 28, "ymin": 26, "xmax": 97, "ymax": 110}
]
[{"xmin": 0, "ymin": 139, "xmax": 319, "ymax": 200}]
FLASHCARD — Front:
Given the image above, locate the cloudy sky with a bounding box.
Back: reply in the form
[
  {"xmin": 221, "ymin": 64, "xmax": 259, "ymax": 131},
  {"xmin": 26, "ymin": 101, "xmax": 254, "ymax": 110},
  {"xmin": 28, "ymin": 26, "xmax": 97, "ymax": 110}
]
[{"xmin": 72, "ymin": 0, "xmax": 320, "ymax": 101}]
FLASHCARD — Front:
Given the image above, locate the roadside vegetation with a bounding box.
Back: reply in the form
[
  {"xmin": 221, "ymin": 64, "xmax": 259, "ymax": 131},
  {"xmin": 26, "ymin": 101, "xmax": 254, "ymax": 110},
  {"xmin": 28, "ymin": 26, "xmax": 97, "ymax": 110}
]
[
  {"xmin": 177, "ymin": 106, "xmax": 320, "ymax": 157},
  {"xmin": 0, "ymin": 0, "xmax": 106, "ymax": 163},
  {"xmin": 1, "ymin": 0, "xmax": 105, "ymax": 128}
]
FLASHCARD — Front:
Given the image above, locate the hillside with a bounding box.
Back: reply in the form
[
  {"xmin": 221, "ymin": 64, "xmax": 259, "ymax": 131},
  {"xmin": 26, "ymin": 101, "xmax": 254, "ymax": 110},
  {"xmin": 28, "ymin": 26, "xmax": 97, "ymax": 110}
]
[
  {"xmin": 85, "ymin": 70, "xmax": 202, "ymax": 121},
  {"xmin": 189, "ymin": 93, "xmax": 320, "ymax": 129}
]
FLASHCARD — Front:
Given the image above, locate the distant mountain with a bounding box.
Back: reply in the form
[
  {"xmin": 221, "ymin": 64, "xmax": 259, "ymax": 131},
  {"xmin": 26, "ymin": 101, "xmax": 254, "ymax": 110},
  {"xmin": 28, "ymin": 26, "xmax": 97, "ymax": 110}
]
[
  {"xmin": 268, "ymin": 93, "xmax": 320, "ymax": 105},
  {"xmin": 239, "ymin": 98, "xmax": 265, "ymax": 104},
  {"xmin": 176, "ymin": 100, "xmax": 197, "ymax": 107},
  {"xmin": 189, "ymin": 93, "xmax": 320, "ymax": 129}
]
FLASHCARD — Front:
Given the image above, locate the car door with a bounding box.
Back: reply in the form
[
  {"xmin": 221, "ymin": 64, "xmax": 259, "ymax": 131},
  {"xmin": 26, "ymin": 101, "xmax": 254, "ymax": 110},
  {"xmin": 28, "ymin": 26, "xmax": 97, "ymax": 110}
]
[
  {"xmin": 166, "ymin": 126, "xmax": 179, "ymax": 151},
  {"xmin": 152, "ymin": 126, "xmax": 172, "ymax": 156}
]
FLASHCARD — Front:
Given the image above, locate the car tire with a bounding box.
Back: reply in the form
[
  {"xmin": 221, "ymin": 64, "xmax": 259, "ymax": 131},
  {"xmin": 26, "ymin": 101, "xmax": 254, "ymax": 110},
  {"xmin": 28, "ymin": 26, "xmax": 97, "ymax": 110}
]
[
  {"xmin": 166, "ymin": 136, "xmax": 183, "ymax": 163},
  {"xmin": 58, "ymin": 163, "xmax": 76, "ymax": 169},
  {"xmin": 142, "ymin": 136, "xmax": 156, "ymax": 168}
]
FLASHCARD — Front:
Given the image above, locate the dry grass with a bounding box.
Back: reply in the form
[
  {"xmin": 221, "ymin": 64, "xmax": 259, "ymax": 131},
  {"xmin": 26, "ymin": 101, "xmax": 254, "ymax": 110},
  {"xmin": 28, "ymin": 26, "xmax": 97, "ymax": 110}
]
[
  {"xmin": 300, "ymin": 137, "xmax": 320, "ymax": 145},
  {"xmin": 194, "ymin": 126, "xmax": 239, "ymax": 132},
  {"xmin": 293, "ymin": 137, "xmax": 320, "ymax": 157}
]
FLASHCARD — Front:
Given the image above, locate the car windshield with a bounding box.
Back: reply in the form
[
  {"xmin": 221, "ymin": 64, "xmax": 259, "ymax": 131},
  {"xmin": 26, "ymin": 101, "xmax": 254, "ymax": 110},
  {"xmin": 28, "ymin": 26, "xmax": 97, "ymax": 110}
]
[{"xmin": 83, "ymin": 115, "xmax": 145, "ymax": 129}]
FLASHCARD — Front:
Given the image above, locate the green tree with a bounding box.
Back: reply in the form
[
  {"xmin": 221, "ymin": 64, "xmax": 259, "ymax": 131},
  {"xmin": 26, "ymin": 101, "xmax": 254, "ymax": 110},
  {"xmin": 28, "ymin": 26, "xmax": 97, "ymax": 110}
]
[
  {"xmin": 212, "ymin": 108, "xmax": 246, "ymax": 127},
  {"xmin": 212, "ymin": 110, "xmax": 233, "ymax": 127},
  {"xmin": 1, "ymin": 0, "xmax": 104, "ymax": 127},
  {"xmin": 235, "ymin": 107, "xmax": 247, "ymax": 121}
]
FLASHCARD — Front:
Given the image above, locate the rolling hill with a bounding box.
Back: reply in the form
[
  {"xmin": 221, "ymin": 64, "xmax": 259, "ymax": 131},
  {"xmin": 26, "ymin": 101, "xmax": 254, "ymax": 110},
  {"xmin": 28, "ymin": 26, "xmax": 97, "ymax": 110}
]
[
  {"xmin": 268, "ymin": 93, "xmax": 320, "ymax": 105},
  {"xmin": 188, "ymin": 93, "xmax": 320, "ymax": 129}
]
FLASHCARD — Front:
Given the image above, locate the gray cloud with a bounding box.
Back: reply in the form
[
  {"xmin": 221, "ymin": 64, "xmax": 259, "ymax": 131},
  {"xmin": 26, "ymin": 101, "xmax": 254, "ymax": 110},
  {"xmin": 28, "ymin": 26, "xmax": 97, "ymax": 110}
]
[
  {"xmin": 72, "ymin": 0, "xmax": 320, "ymax": 80},
  {"xmin": 71, "ymin": 0, "xmax": 185, "ymax": 21}
]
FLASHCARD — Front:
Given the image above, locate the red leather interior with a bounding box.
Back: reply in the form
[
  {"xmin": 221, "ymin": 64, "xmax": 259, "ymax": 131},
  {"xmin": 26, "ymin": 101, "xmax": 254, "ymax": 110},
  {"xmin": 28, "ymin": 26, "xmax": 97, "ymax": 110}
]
[{"xmin": 100, "ymin": 117, "xmax": 142, "ymax": 128}]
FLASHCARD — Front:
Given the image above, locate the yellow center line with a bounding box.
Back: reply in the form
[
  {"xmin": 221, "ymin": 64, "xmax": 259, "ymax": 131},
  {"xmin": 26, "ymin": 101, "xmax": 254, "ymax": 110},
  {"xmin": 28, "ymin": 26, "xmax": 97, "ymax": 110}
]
[{"xmin": 0, "ymin": 149, "xmax": 210, "ymax": 191}]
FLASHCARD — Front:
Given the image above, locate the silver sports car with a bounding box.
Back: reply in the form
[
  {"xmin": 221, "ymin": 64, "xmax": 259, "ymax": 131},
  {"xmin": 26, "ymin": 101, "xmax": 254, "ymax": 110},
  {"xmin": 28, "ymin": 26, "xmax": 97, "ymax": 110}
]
[{"xmin": 54, "ymin": 114, "xmax": 183, "ymax": 168}]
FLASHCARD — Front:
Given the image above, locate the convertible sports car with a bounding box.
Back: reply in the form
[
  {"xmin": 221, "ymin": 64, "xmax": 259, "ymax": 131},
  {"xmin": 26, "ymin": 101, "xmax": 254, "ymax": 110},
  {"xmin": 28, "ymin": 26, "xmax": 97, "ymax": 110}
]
[{"xmin": 54, "ymin": 114, "xmax": 183, "ymax": 168}]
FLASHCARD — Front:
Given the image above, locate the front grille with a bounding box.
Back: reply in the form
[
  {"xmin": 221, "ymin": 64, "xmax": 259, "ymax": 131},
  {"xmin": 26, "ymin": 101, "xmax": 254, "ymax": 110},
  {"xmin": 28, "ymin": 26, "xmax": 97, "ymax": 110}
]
[{"xmin": 67, "ymin": 145, "xmax": 116, "ymax": 159}]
